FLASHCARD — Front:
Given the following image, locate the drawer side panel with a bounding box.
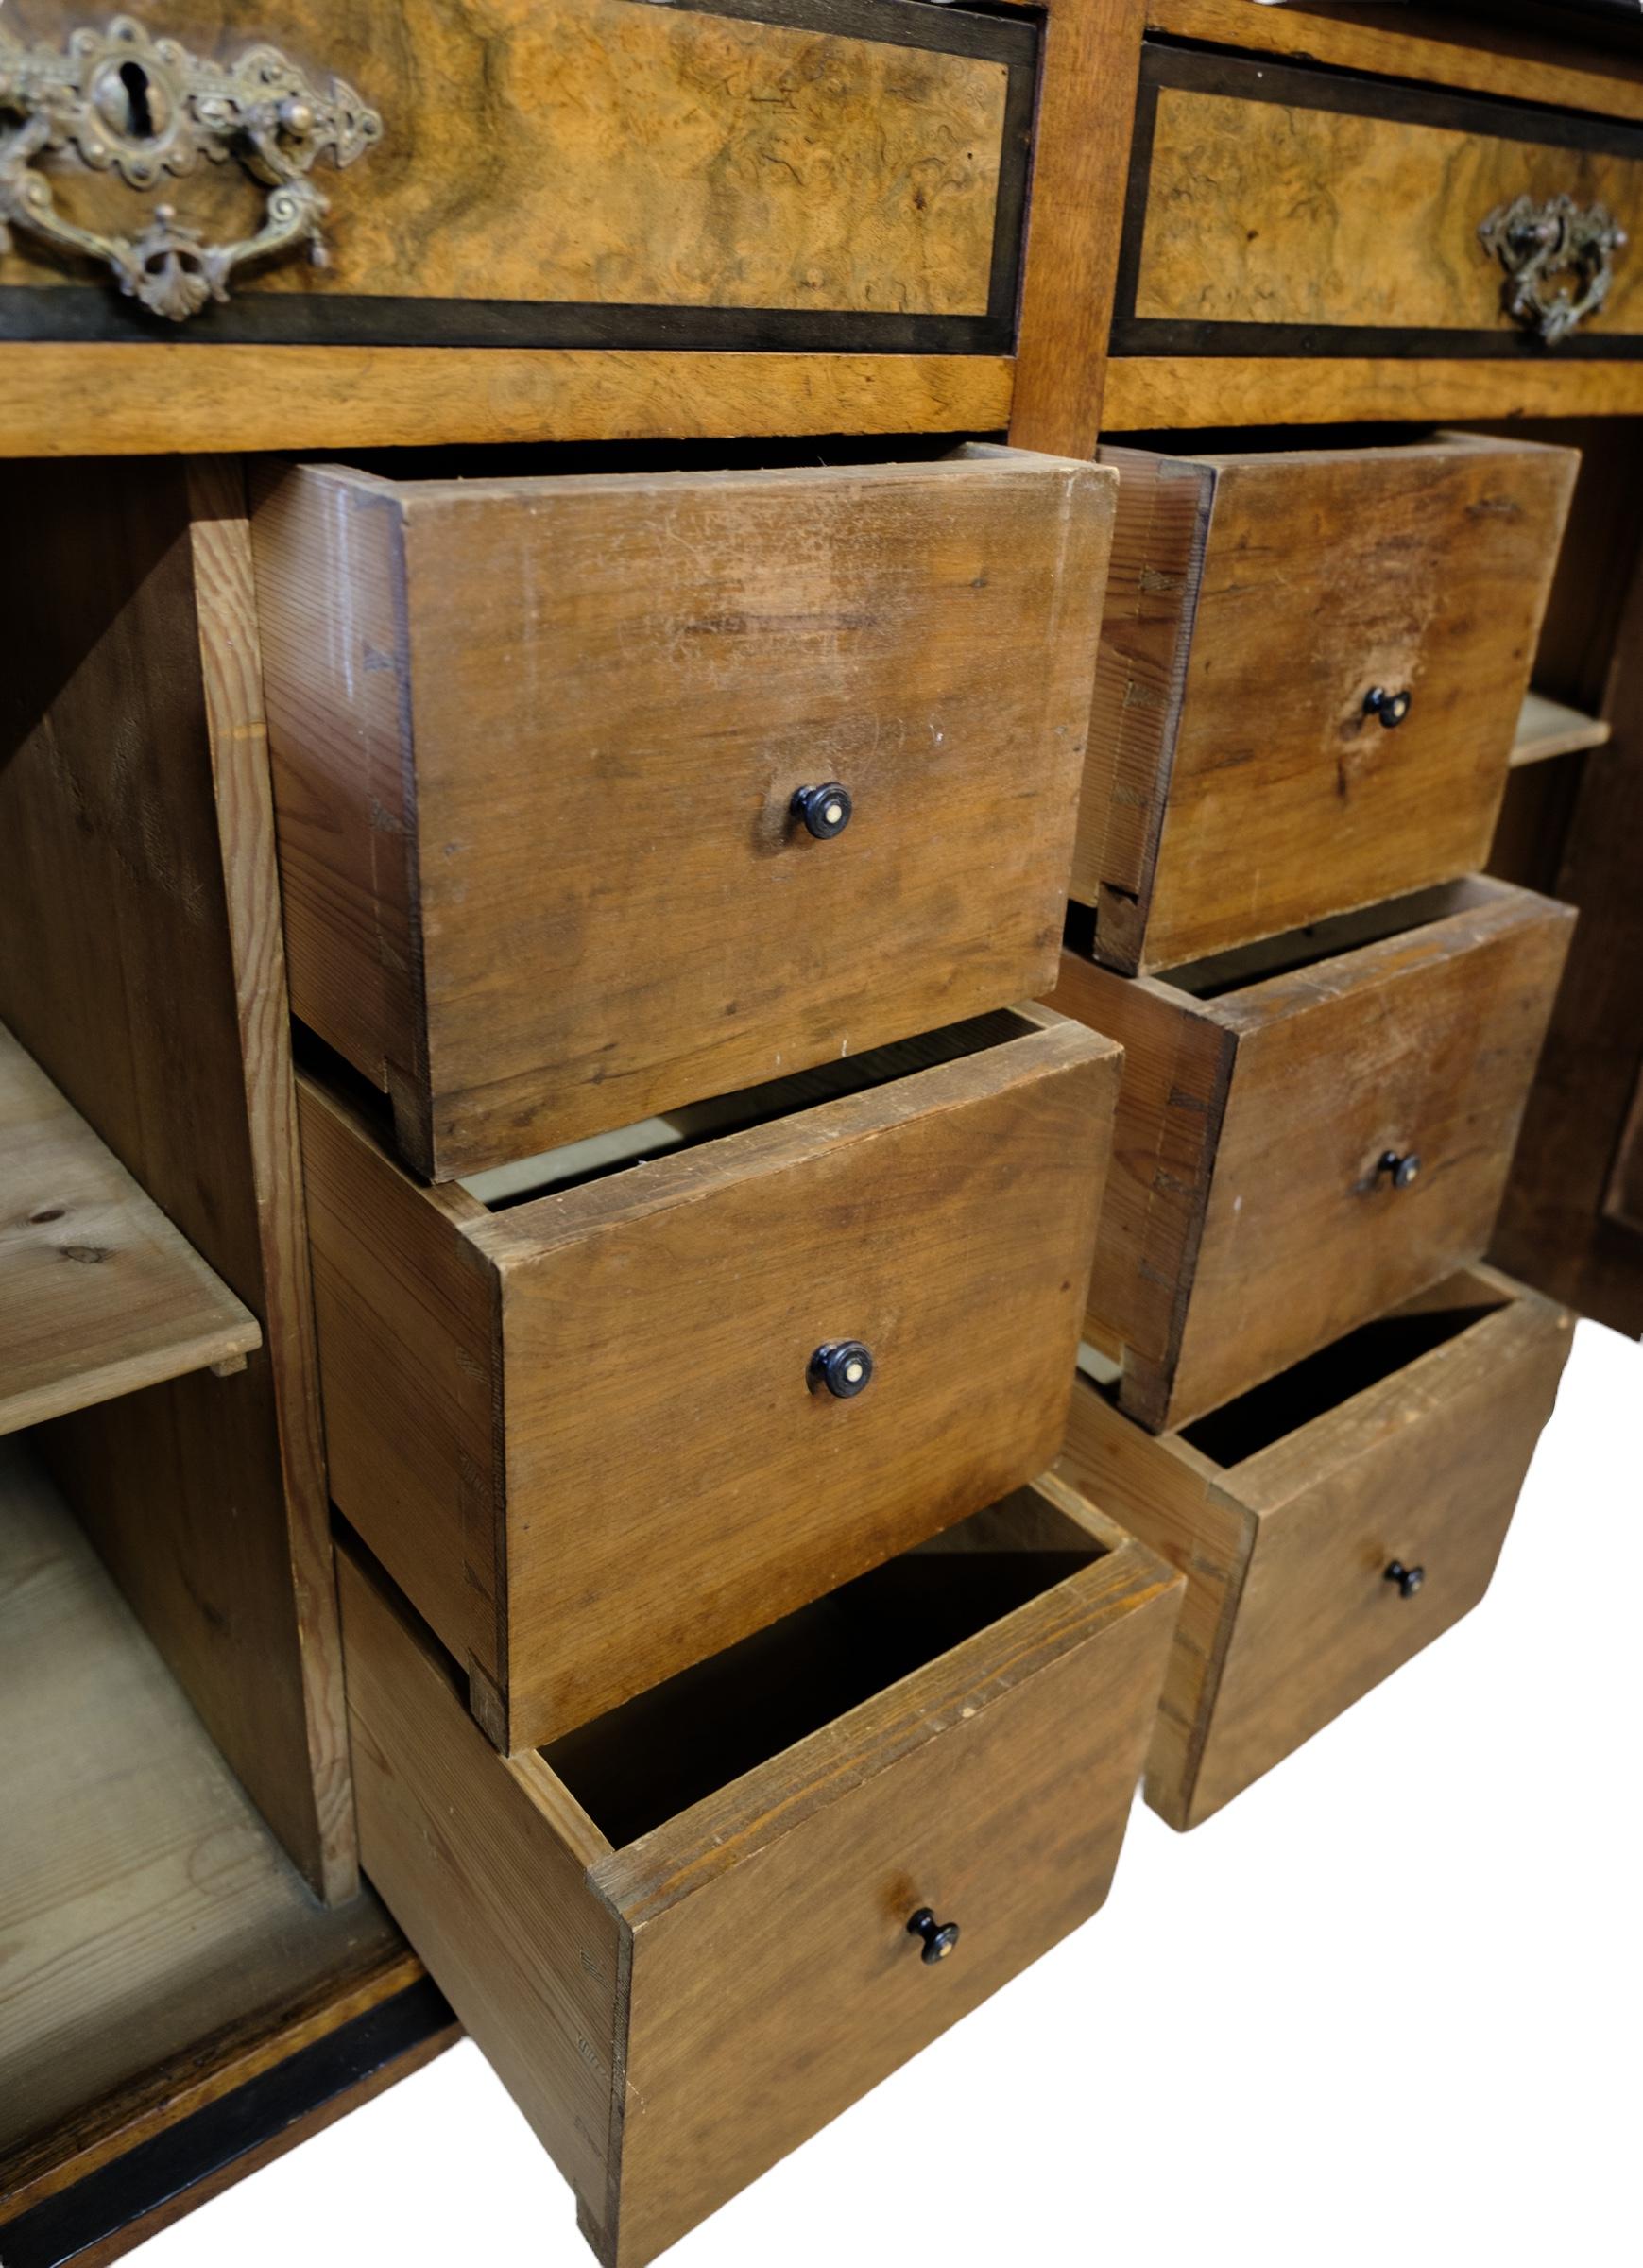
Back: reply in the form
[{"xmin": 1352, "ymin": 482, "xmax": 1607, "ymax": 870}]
[{"xmin": 336, "ymin": 1546, "xmax": 620, "ymax": 2215}]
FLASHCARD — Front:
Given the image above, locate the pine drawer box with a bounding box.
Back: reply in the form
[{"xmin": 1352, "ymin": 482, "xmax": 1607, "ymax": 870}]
[
  {"xmin": 0, "ymin": 1, "xmax": 1040, "ymax": 453},
  {"xmin": 1113, "ymin": 45, "xmax": 1643, "ymax": 364},
  {"xmin": 300, "ymin": 1010, "xmax": 1120, "ymax": 1752},
  {"xmin": 255, "ymin": 444, "xmax": 1116, "ymax": 1180},
  {"xmin": 1074, "ymin": 433, "xmax": 1577, "ymax": 973},
  {"xmin": 1047, "ymin": 877, "xmax": 1574, "ymax": 1435},
  {"xmin": 337, "ymin": 1474, "xmax": 1183, "ymax": 2268},
  {"xmin": 1060, "ymin": 1267, "xmax": 1571, "ymax": 1831}
]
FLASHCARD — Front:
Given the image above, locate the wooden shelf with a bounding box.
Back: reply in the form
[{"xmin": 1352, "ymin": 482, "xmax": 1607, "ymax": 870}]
[
  {"xmin": 0, "ymin": 1024, "xmax": 261, "ymax": 1436},
  {"xmin": 1510, "ymin": 691, "xmax": 1613, "ymax": 770},
  {"xmin": 0, "ymin": 1443, "xmax": 433, "ymax": 2224}
]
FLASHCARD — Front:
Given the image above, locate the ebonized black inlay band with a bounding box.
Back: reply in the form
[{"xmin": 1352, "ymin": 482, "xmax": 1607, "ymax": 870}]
[{"xmin": 0, "ymin": 1979, "xmax": 457, "ymax": 2268}]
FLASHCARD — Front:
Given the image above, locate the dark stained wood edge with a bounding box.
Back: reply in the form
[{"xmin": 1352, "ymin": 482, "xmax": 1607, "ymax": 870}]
[
  {"xmin": 1144, "ymin": 38, "xmax": 1643, "ymax": 159},
  {"xmin": 1111, "ymin": 40, "xmax": 1643, "ymax": 362},
  {"xmin": 0, "ymin": 292, "xmax": 1019, "ymax": 360},
  {"xmin": 0, "ymin": 1981, "xmax": 458, "ymax": 2268},
  {"xmin": 0, "ymin": 1946, "xmax": 424, "ymax": 2218}
]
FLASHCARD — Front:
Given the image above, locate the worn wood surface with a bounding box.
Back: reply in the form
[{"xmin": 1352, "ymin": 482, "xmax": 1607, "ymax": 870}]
[
  {"xmin": 0, "ymin": 344, "xmax": 1016, "ymax": 458},
  {"xmin": 306, "ymin": 1017, "xmax": 1119, "ymax": 1748},
  {"xmin": 1076, "ymin": 435, "xmax": 1577, "ymax": 970},
  {"xmin": 0, "ymin": 1025, "xmax": 260, "ymax": 1435},
  {"xmin": 0, "ymin": 1446, "xmax": 404, "ymax": 2208},
  {"xmin": 0, "ymin": 0, "xmax": 1008, "ymax": 318},
  {"xmin": 336, "ymin": 1547, "xmax": 622, "ymax": 2225},
  {"xmin": 1064, "ymin": 1268, "xmax": 1571, "ymax": 1829},
  {"xmin": 1058, "ymin": 1372, "xmax": 1248, "ymax": 1825},
  {"xmin": 259, "ymin": 449, "xmax": 1114, "ymax": 1179},
  {"xmin": 1050, "ymin": 879, "xmax": 1575, "ymax": 1431},
  {"xmin": 0, "ymin": 455, "xmax": 353, "ymax": 1899},
  {"xmin": 339, "ymin": 1486, "xmax": 1180, "ymax": 2268},
  {"xmin": 1135, "ymin": 79, "xmax": 1643, "ymax": 336},
  {"xmin": 1009, "ymin": 0, "xmax": 1144, "ymax": 456},
  {"xmin": 1146, "ymin": 0, "xmax": 1643, "ymax": 123},
  {"xmin": 1100, "ymin": 357, "xmax": 1643, "ymax": 430}
]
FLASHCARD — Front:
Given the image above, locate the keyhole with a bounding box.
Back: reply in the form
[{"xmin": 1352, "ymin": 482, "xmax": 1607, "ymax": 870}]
[{"xmin": 119, "ymin": 61, "xmax": 157, "ymax": 139}]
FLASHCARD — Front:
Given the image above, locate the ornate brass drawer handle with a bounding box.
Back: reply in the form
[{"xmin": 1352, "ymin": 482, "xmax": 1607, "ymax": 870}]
[
  {"xmin": 0, "ymin": 15, "xmax": 382, "ymax": 322},
  {"xmin": 1479, "ymin": 192, "xmax": 1627, "ymax": 347}
]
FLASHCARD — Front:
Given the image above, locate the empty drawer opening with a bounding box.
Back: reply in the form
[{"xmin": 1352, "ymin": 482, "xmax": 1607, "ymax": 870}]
[
  {"xmin": 1149, "ymin": 877, "xmax": 1505, "ymax": 1000},
  {"xmin": 539, "ymin": 1487, "xmax": 1104, "ymax": 1848},
  {"xmin": 1179, "ymin": 1277, "xmax": 1513, "ymax": 1469},
  {"xmin": 303, "ymin": 433, "xmax": 972, "ymax": 489},
  {"xmin": 459, "ymin": 1009, "xmax": 1036, "ymax": 1210}
]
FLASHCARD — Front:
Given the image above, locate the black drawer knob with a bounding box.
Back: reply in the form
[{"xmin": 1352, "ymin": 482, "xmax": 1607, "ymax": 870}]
[
  {"xmin": 907, "ymin": 1907, "xmax": 960, "ymax": 1965},
  {"xmin": 808, "ymin": 1340, "xmax": 874, "ymax": 1399},
  {"xmin": 1379, "ymin": 1149, "xmax": 1423, "ymax": 1191},
  {"xmin": 1385, "ymin": 1559, "xmax": 1426, "ymax": 1599},
  {"xmin": 1364, "ymin": 686, "xmax": 1412, "ymax": 729},
  {"xmin": 791, "ymin": 782, "xmax": 853, "ymax": 839}
]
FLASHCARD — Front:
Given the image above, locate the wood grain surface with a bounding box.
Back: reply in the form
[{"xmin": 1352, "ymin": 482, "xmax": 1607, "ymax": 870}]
[
  {"xmin": 338, "ymin": 1484, "xmax": 1181, "ymax": 2268},
  {"xmin": 0, "ymin": 456, "xmax": 353, "ymax": 1899},
  {"xmin": 0, "ymin": 0, "xmax": 1009, "ymax": 318},
  {"xmin": 1076, "ymin": 435, "xmax": 1577, "ymax": 971},
  {"xmin": 1008, "ymin": 0, "xmax": 1145, "ymax": 456},
  {"xmin": 0, "ymin": 1447, "xmax": 402, "ymax": 2204},
  {"xmin": 305, "ymin": 1017, "xmax": 1120, "ymax": 1749},
  {"xmin": 1062, "ymin": 1267, "xmax": 1572, "ymax": 1828},
  {"xmin": 1050, "ymin": 879, "xmax": 1575, "ymax": 1431},
  {"xmin": 1135, "ymin": 76, "xmax": 1643, "ymax": 335},
  {"xmin": 258, "ymin": 448, "xmax": 1115, "ymax": 1179},
  {"xmin": 1100, "ymin": 355, "xmax": 1643, "ymax": 429},
  {"xmin": 0, "ymin": 343, "xmax": 1015, "ymax": 458},
  {"xmin": 0, "ymin": 1025, "xmax": 260, "ymax": 1435}
]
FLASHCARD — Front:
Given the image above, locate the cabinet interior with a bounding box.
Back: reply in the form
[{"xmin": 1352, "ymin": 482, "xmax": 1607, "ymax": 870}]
[{"xmin": 539, "ymin": 1486, "xmax": 1103, "ymax": 1847}]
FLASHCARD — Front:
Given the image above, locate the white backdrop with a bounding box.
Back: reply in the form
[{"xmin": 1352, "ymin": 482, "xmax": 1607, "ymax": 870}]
[{"xmin": 145, "ymin": 1317, "xmax": 1640, "ymax": 2268}]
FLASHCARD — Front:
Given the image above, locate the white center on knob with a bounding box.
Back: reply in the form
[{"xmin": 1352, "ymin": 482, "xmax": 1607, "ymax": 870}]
[
  {"xmin": 825, "ymin": 801, "xmax": 843, "ymax": 825},
  {"xmin": 845, "ymin": 1359, "xmax": 864, "ymax": 1383}
]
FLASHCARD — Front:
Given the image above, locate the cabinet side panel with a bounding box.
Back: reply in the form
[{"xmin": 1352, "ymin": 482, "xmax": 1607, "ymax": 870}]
[{"xmin": 0, "ymin": 455, "xmax": 348, "ymax": 1898}]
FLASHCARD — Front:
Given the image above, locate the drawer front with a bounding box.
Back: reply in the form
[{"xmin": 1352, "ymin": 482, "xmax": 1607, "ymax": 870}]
[
  {"xmin": 603, "ymin": 1533, "xmax": 1178, "ymax": 2267},
  {"xmin": 1172, "ymin": 885, "xmax": 1574, "ymax": 1428},
  {"xmin": 1115, "ymin": 46, "xmax": 1643, "ymax": 359},
  {"xmin": 337, "ymin": 1491, "xmax": 1182, "ymax": 2268},
  {"xmin": 1081, "ymin": 438, "xmax": 1576, "ymax": 973},
  {"xmin": 1189, "ymin": 1281, "xmax": 1571, "ymax": 1826},
  {"xmin": 0, "ymin": 0, "xmax": 1033, "ymax": 357},
  {"xmin": 260, "ymin": 452, "xmax": 1114, "ymax": 1180},
  {"xmin": 497, "ymin": 1026, "xmax": 1117, "ymax": 1744}
]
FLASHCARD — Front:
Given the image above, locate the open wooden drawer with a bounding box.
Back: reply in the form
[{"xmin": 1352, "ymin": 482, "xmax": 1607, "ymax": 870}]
[
  {"xmin": 337, "ymin": 1474, "xmax": 1182, "ymax": 2268},
  {"xmin": 303, "ymin": 1009, "xmax": 1119, "ymax": 1752},
  {"xmin": 1061, "ymin": 1266, "xmax": 1571, "ymax": 1830}
]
